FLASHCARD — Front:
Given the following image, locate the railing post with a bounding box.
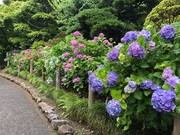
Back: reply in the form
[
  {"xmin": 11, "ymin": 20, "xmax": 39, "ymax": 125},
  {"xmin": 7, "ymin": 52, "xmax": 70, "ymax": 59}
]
[
  {"xmin": 173, "ymin": 115, "xmax": 180, "ymax": 135},
  {"xmin": 18, "ymin": 62, "xmax": 21, "ymax": 74},
  {"xmin": 42, "ymin": 65, "xmax": 45, "ymax": 81},
  {"xmin": 56, "ymin": 67, "xmax": 61, "ymax": 89},
  {"xmin": 30, "ymin": 59, "xmax": 33, "ymax": 74},
  {"xmin": 88, "ymin": 84, "xmax": 94, "ymax": 108},
  {"xmin": 7, "ymin": 59, "xmax": 10, "ymax": 66}
]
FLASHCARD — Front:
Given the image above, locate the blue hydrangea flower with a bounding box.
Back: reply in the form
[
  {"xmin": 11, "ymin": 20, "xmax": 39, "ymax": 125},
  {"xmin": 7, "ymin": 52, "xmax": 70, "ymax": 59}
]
[
  {"xmin": 165, "ymin": 76, "xmax": 180, "ymax": 88},
  {"xmin": 160, "ymin": 25, "xmax": 176, "ymax": 41},
  {"xmin": 139, "ymin": 30, "xmax": 151, "ymax": 42},
  {"xmin": 108, "ymin": 45, "xmax": 122, "ymax": 62},
  {"xmin": 151, "ymin": 84, "xmax": 161, "ymax": 91},
  {"xmin": 88, "ymin": 73, "xmax": 95, "ymax": 86},
  {"xmin": 107, "ymin": 72, "xmax": 119, "ymax": 87},
  {"xmin": 91, "ymin": 78, "xmax": 104, "ymax": 94},
  {"xmin": 124, "ymin": 85, "xmax": 136, "ymax": 93},
  {"xmin": 88, "ymin": 73, "xmax": 104, "ymax": 94},
  {"xmin": 151, "ymin": 89, "xmax": 176, "ymax": 113},
  {"xmin": 128, "ymin": 42, "xmax": 146, "ymax": 60},
  {"xmin": 162, "ymin": 67, "xmax": 173, "ymax": 80},
  {"xmin": 140, "ymin": 80, "xmax": 153, "ymax": 89},
  {"xmin": 128, "ymin": 81, "xmax": 137, "ymax": 89},
  {"xmin": 123, "ymin": 31, "xmax": 137, "ymax": 44},
  {"xmin": 106, "ymin": 99, "xmax": 122, "ymax": 117}
]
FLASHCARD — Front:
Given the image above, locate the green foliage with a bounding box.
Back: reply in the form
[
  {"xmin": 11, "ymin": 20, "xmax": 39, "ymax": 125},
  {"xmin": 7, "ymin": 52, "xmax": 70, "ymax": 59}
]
[
  {"xmin": 18, "ymin": 71, "xmax": 29, "ymax": 79},
  {"xmin": 67, "ymin": 8, "xmax": 132, "ymax": 41},
  {"xmin": 144, "ymin": 0, "xmax": 180, "ymax": 28},
  {"xmin": 90, "ymin": 21, "xmax": 180, "ymax": 132},
  {"xmin": 87, "ymin": 102, "xmax": 121, "ymax": 135}
]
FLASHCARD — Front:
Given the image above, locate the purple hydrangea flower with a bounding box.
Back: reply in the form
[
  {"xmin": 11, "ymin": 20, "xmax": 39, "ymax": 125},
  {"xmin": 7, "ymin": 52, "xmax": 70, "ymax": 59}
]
[
  {"xmin": 91, "ymin": 78, "xmax": 104, "ymax": 94},
  {"xmin": 151, "ymin": 84, "xmax": 161, "ymax": 91},
  {"xmin": 107, "ymin": 72, "xmax": 119, "ymax": 87},
  {"xmin": 108, "ymin": 49, "xmax": 119, "ymax": 62},
  {"xmin": 149, "ymin": 41, "xmax": 156, "ymax": 51},
  {"xmin": 162, "ymin": 67, "xmax": 173, "ymax": 80},
  {"xmin": 160, "ymin": 25, "xmax": 176, "ymax": 41},
  {"xmin": 123, "ymin": 31, "xmax": 137, "ymax": 44},
  {"xmin": 108, "ymin": 45, "xmax": 122, "ymax": 62},
  {"xmin": 106, "ymin": 99, "xmax": 122, "ymax": 117},
  {"xmin": 140, "ymin": 80, "xmax": 153, "ymax": 89},
  {"xmin": 128, "ymin": 81, "xmax": 137, "ymax": 89},
  {"xmin": 61, "ymin": 78, "xmax": 67, "ymax": 82},
  {"xmin": 139, "ymin": 30, "xmax": 151, "ymax": 42},
  {"xmin": 151, "ymin": 89, "xmax": 176, "ymax": 113},
  {"xmin": 88, "ymin": 74, "xmax": 103, "ymax": 94},
  {"xmin": 165, "ymin": 76, "xmax": 180, "ymax": 88},
  {"xmin": 88, "ymin": 73, "xmax": 95, "ymax": 85},
  {"xmin": 97, "ymin": 64, "xmax": 103, "ymax": 69},
  {"xmin": 128, "ymin": 42, "xmax": 146, "ymax": 60}
]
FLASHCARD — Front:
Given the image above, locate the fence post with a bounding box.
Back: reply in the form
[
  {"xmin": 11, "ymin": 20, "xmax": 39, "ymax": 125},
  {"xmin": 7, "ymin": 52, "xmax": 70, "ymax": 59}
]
[
  {"xmin": 56, "ymin": 67, "xmax": 61, "ymax": 89},
  {"xmin": 173, "ymin": 115, "xmax": 180, "ymax": 135},
  {"xmin": 88, "ymin": 84, "xmax": 94, "ymax": 108},
  {"xmin": 30, "ymin": 59, "xmax": 33, "ymax": 74},
  {"xmin": 42, "ymin": 65, "xmax": 45, "ymax": 81},
  {"xmin": 7, "ymin": 59, "xmax": 10, "ymax": 66},
  {"xmin": 18, "ymin": 62, "xmax": 21, "ymax": 74}
]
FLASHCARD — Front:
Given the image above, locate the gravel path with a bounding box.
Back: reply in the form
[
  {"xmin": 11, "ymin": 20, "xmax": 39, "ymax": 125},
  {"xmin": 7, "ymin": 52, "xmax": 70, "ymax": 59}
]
[{"xmin": 0, "ymin": 76, "xmax": 57, "ymax": 135}]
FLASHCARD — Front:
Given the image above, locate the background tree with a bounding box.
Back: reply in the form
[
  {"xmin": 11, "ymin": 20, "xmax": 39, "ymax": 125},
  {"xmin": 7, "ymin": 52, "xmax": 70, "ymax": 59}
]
[
  {"xmin": 144, "ymin": 0, "xmax": 180, "ymax": 28},
  {"xmin": 48, "ymin": 0, "xmax": 160, "ymax": 42}
]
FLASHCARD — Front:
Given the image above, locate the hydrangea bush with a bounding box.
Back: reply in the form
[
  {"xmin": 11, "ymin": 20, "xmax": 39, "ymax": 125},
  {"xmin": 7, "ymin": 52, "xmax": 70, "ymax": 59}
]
[{"xmin": 89, "ymin": 22, "xmax": 180, "ymax": 131}]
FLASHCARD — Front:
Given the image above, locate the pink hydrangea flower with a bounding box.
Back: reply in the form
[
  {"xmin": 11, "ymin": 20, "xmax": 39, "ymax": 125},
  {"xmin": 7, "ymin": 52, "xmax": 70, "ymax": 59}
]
[
  {"xmin": 63, "ymin": 52, "xmax": 70, "ymax": 57},
  {"xmin": 66, "ymin": 63, "xmax": 72, "ymax": 68},
  {"xmin": 73, "ymin": 77, "xmax": 81, "ymax": 83},
  {"xmin": 63, "ymin": 62, "xmax": 67, "ymax": 66},
  {"xmin": 68, "ymin": 58, "xmax": 74, "ymax": 63},
  {"xmin": 88, "ymin": 58, "xmax": 93, "ymax": 61},
  {"xmin": 71, "ymin": 40, "xmax": 78, "ymax": 46},
  {"xmin": 107, "ymin": 43, "xmax": 113, "ymax": 46},
  {"xmin": 93, "ymin": 36, "xmax": 99, "ymax": 41},
  {"xmin": 79, "ymin": 44, "xmax": 85, "ymax": 48},
  {"xmin": 14, "ymin": 60, "xmax": 17, "ymax": 63},
  {"xmin": 103, "ymin": 40, "xmax": 109, "ymax": 43},
  {"xmin": 74, "ymin": 49, "xmax": 79, "ymax": 55},
  {"xmin": 83, "ymin": 55, "xmax": 87, "ymax": 58},
  {"xmin": 73, "ymin": 31, "xmax": 81, "ymax": 37},
  {"xmin": 99, "ymin": 33, "xmax": 104, "ymax": 37},
  {"xmin": 61, "ymin": 78, "xmax": 67, "ymax": 82},
  {"xmin": 64, "ymin": 68, "xmax": 69, "ymax": 72},
  {"xmin": 76, "ymin": 54, "xmax": 83, "ymax": 59}
]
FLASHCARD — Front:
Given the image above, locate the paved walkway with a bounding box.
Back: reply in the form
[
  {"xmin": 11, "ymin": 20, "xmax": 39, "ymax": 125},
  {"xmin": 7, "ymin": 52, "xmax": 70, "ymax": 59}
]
[{"xmin": 0, "ymin": 76, "xmax": 57, "ymax": 135}]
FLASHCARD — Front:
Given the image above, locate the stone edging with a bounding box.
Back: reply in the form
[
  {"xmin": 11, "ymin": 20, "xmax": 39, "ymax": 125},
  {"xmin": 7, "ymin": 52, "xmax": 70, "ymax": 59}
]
[{"xmin": 0, "ymin": 72, "xmax": 74, "ymax": 135}]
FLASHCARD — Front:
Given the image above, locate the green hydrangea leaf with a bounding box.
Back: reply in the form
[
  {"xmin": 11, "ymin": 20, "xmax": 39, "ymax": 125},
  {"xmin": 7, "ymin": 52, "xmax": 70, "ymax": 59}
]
[
  {"xmin": 134, "ymin": 91, "xmax": 143, "ymax": 100},
  {"xmin": 137, "ymin": 104, "xmax": 146, "ymax": 113}
]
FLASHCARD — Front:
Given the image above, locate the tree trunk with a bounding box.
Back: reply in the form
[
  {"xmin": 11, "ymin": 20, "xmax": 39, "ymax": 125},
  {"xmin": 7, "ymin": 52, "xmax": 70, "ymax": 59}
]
[
  {"xmin": 88, "ymin": 84, "xmax": 94, "ymax": 108},
  {"xmin": 173, "ymin": 116, "xmax": 180, "ymax": 135}
]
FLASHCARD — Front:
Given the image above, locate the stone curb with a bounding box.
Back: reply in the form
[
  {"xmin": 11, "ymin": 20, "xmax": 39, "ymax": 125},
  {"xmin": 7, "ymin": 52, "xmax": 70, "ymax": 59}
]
[{"xmin": 0, "ymin": 72, "xmax": 74, "ymax": 135}]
